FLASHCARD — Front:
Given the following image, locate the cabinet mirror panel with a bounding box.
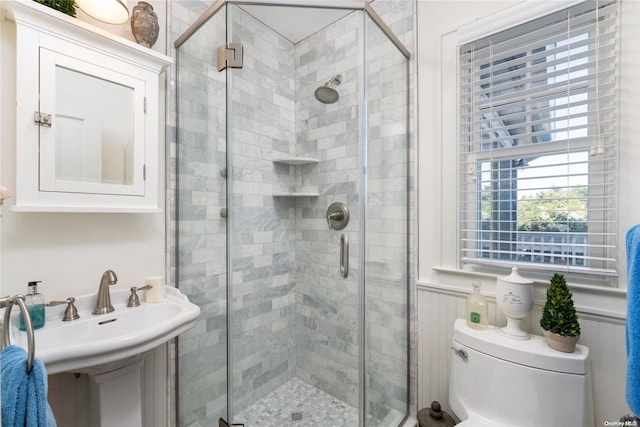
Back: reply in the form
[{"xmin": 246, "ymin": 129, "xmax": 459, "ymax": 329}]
[
  {"xmin": 38, "ymin": 48, "xmax": 145, "ymax": 197},
  {"xmin": 55, "ymin": 66, "xmax": 134, "ymax": 186}
]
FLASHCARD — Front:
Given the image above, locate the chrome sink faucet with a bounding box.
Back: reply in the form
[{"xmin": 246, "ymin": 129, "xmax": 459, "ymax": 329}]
[{"xmin": 93, "ymin": 270, "xmax": 117, "ymax": 315}]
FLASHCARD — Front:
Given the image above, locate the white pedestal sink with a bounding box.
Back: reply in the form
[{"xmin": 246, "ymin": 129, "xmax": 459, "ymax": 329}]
[{"xmin": 6, "ymin": 286, "xmax": 200, "ymax": 426}]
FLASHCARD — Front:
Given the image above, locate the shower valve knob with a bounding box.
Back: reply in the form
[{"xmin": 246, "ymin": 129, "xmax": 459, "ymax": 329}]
[{"xmin": 326, "ymin": 202, "xmax": 349, "ymax": 230}]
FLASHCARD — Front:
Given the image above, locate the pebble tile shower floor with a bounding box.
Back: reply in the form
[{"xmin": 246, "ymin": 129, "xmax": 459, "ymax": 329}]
[{"xmin": 234, "ymin": 377, "xmax": 358, "ymax": 427}]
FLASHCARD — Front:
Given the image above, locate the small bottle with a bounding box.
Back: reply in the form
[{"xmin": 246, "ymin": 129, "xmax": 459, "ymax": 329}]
[
  {"xmin": 19, "ymin": 281, "xmax": 46, "ymax": 331},
  {"xmin": 466, "ymin": 281, "xmax": 488, "ymax": 330}
]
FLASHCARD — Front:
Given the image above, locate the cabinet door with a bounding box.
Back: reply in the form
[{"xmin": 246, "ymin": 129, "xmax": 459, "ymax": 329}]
[{"xmin": 38, "ymin": 47, "xmax": 146, "ymax": 197}]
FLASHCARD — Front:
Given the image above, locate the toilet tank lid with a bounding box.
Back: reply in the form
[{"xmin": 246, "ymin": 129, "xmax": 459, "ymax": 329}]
[{"xmin": 453, "ymin": 319, "xmax": 590, "ymax": 375}]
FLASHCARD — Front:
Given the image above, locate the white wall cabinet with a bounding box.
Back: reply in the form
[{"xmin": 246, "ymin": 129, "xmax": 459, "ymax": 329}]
[{"xmin": 4, "ymin": 0, "xmax": 171, "ymax": 212}]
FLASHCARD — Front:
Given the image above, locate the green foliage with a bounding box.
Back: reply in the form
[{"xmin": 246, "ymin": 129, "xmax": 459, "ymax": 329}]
[
  {"xmin": 540, "ymin": 273, "xmax": 581, "ymax": 336},
  {"xmin": 518, "ymin": 187, "xmax": 588, "ymax": 232},
  {"xmin": 33, "ymin": 0, "xmax": 76, "ymax": 17},
  {"xmin": 480, "ymin": 186, "xmax": 588, "ymax": 232}
]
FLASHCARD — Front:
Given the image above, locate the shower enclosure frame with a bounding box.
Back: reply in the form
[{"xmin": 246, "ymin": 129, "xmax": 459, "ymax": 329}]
[{"xmin": 174, "ymin": 1, "xmax": 412, "ymax": 425}]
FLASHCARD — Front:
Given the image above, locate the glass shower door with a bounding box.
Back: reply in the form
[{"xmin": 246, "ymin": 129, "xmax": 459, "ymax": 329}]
[
  {"xmin": 176, "ymin": 6, "xmax": 228, "ymax": 426},
  {"xmin": 364, "ymin": 12, "xmax": 410, "ymax": 427},
  {"xmin": 226, "ymin": 4, "xmax": 365, "ymax": 426},
  {"xmin": 176, "ymin": 3, "xmax": 411, "ymax": 426}
]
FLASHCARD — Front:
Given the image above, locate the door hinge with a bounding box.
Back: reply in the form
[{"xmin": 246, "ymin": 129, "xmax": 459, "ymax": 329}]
[
  {"xmin": 34, "ymin": 112, "xmax": 52, "ymax": 127},
  {"xmin": 143, "ymin": 164, "xmax": 146, "ymax": 181},
  {"xmin": 217, "ymin": 43, "xmax": 243, "ymax": 71},
  {"xmin": 144, "ymin": 97, "xmax": 147, "ymax": 114},
  {"xmin": 219, "ymin": 418, "xmax": 244, "ymax": 427}
]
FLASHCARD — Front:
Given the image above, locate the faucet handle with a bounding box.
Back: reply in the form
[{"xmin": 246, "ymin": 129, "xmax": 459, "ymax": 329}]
[
  {"xmin": 127, "ymin": 285, "xmax": 152, "ymax": 307},
  {"xmin": 47, "ymin": 297, "xmax": 80, "ymax": 321}
]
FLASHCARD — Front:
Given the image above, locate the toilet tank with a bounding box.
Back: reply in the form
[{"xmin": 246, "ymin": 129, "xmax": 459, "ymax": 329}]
[{"xmin": 449, "ymin": 319, "xmax": 594, "ymax": 427}]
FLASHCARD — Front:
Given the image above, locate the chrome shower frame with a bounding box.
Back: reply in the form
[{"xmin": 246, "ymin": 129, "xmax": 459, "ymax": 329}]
[
  {"xmin": 174, "ymin": 2, "xmax": 413, "ymax": 426},
  {"xmin": 175, "ymin": 0, "xmax": 411, "ymax": 60}
]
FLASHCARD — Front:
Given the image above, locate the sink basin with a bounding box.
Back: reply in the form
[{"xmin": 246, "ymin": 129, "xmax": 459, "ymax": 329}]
[{"xmin": 6, "ymin": 286, "xmax": 200, "ymax": 374}]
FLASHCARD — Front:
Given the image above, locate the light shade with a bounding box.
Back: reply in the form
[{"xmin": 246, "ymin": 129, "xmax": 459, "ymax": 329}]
[{"xmin": 76, "ymin": 0, "xmax": 129, "ymax": 24}]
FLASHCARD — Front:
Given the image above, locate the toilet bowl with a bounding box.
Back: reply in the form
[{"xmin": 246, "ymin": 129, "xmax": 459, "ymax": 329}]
[{"xmin": 449, "ymin": 319, "xmax": 594, "ymax": 427}]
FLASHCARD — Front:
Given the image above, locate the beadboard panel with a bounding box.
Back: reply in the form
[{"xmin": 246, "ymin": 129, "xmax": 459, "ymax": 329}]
[{"xmin": 417, "ymin": 285, "xmax": 630, "ymax": 426}]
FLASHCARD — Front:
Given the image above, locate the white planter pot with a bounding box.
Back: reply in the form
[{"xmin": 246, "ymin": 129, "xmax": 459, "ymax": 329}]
[{"xmin": 542, "ymin": 329, "xmax": 580, "ymax": 353}]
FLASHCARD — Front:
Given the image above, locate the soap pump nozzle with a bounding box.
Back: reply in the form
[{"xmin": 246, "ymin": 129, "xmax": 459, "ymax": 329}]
[{"xmin": 28, "ymin": 280, "xmax": 41, "ymax": 293}]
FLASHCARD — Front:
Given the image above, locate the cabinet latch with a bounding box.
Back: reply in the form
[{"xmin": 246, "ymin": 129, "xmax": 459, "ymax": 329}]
[
  {"xmin": 217, "ymin": 43, "xmax": 243, "ymax": 71},
  {"xmin": 34, "ymin": 112, "xmax": 52, "ymax": 128}
]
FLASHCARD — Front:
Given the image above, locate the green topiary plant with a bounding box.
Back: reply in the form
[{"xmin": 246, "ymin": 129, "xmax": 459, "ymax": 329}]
[
  {"xmin": 540, "ymin": 273, "xmax": 581, "ymax": 337},
  {"xmin": 33, "ymin": 0, "xmax": 76, "ymax": 18}
]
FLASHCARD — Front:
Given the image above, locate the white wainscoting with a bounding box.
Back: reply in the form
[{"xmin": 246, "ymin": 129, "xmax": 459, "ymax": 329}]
[{"xmin": 417, "ymin": 284, "xmax": 630, "ymax": 426}]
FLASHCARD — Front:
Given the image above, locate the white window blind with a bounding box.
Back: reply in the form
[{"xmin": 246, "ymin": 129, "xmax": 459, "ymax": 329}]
[{"xmin": 459, "ymin": 0, "xmax": 619, "ymax": 277}]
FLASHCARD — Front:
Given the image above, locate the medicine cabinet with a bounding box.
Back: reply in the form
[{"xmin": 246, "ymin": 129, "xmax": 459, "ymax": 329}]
[{"xmin": 4, "ymin": 0, "xmax": 172, "ymax": 212}]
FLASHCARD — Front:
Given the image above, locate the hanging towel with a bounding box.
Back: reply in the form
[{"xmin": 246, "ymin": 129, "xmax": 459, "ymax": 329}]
[
  {"xmin": 1, "ymin": 345, "xmax": 57, "ymax": 427},
  {"xmin": 627, "ymin": 225, "xmax": 640, "ymax": 416}
]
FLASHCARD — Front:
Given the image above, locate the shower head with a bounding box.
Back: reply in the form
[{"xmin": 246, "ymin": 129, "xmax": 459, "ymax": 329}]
[{"xmin": 314, "ymin": 74, "xmax": 342, "ymax": 104}]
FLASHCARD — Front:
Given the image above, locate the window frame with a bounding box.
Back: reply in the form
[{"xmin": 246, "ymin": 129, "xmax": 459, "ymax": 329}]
[{"xmin": 457, "ymin": 0, "xmax": 619, "ymax": 282}]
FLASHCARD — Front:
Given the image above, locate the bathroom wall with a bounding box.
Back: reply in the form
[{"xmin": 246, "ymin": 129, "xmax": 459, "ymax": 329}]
[
  {"xmin": 227, "ymin": 6, "xmax": 298, "ymax": 416},
  {"xmin": 172, "ymin": 3, "xmax": 300, "ymax": 424},
  {"xmin": 364, "ymin": 11, "xmax": 411, "ymax": 423},
  {"xmin": 166, "ymin": 2, "xmax": 212, "ymax": 426},
  {"xmin": 173, "ymin": 4, "xmax": 229, "ymax": 425},
  {"xmin": 0, "ymin": 1, "xmax": 168, "ymax": 301},
  {"xmin": 416, "ymin": 0, "xmax": 639, "ymax": 424},
  {"xmin": 294, "ymin": 3, "xmax": 414, "ymax": 423},
  {"xmin": 293, "ymin": 9, "xmax": 362, "ymax": 408}
]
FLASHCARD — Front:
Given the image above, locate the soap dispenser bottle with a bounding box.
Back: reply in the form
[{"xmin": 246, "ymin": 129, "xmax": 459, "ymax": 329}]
[
  {"xmin": 466, "ymin": 281, "xmax": 488, "ymax": 330},
  {"xmin": 19, "ymin": 281, "xmax": 46, "ymax": 331}
]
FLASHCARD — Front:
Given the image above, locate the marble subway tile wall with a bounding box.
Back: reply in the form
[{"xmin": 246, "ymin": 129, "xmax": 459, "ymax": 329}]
[
  {"xmin": 227, "ymin": 6, "xmax": 298, "ymax": 415},
  {"xmin": 366, "ymin": 0, "xmax": 417, "ymax": 419},
  {"xmin": 294, "ymin": 11, "xmax": 362, "ymax": 408},
  {"xmin": 174, "ymin": 6, "xmax": 229, "ymax": 426},
  {"xmin": 364, "ymin": 12, "xmax": 411, "ymax": 424},
  {"xmin": 169, "ymin": 2, "xmax": 219, "ymax": 426},
  {"xmin": 169, "ymin": 1, "xmax": 416, "ymax": 425}
]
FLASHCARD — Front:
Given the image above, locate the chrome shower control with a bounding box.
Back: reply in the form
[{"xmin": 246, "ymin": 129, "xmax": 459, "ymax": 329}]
[{"xmin": 326, "ymin": 202, "xmax": 349, "ymax": 230}]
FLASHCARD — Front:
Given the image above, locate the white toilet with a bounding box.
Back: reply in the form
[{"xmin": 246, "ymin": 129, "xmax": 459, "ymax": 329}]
[{"xmin": 449, "ymin": 319, "xmax": 594, "ymax": 426}]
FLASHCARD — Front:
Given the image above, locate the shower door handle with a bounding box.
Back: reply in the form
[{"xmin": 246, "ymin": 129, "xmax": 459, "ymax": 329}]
[{"xmin": 340, "ymin": 233, "xmax": 348, "ymax": 278}]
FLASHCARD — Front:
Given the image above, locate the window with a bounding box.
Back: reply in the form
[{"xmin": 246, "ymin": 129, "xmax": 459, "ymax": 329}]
[{"xmin": 459, "ymin": 0, "xmax": 619, "ymax": 277}]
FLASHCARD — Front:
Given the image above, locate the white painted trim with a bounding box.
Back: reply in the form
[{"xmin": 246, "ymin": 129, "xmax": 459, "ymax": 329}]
[
  {"xmin": 457, "ymin": 0, "xmax": 585, "ymax": 45},
  {"xmin": 431, "ymin": 267, "xmax": 627, "ymax": 297},
  {"xmin": 418, "ymin": 279, "xmax": 627, "ymax": 324}
]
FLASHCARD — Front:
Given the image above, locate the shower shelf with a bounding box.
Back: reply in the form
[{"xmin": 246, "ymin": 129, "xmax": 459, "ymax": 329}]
[
  {"xmin": 272, "ymin": 157, "xmax": 319, "ymax": 196},
  {"xmin": 272, "ymin": 157, "xmax": 319, "ymax": 166}
]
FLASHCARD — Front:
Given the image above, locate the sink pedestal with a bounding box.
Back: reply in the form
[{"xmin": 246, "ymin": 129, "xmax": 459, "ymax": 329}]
[{"xmin": 88, "ymin": 357, "xmax": 144, "ymax": 427}]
